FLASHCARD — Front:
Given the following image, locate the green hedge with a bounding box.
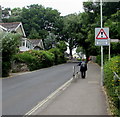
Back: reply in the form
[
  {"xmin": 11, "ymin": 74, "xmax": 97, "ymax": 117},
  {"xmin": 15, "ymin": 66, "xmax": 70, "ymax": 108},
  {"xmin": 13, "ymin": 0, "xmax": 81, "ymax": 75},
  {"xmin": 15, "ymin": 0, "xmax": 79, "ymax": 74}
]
[
  {"xmin": 104, "ymin": 56, "xmax": 120, "ymax": 116},
  {"xmin": 49, "ymin": 48, "xmax": 66, "ymax": 65},
  {"xmin": 14, "ymin": 50, "xmax": 55, "ymax": 71},
  {"xmin": 12, "ymin": 48, "xmax": 67, "ymax": 74},
  {"xmin": 13, "ymin": 49, "xmax": 67, "ymax": 71},
  {"xmin": 96, "ymin": 54, "xmax": 109, "ymax": 66}
]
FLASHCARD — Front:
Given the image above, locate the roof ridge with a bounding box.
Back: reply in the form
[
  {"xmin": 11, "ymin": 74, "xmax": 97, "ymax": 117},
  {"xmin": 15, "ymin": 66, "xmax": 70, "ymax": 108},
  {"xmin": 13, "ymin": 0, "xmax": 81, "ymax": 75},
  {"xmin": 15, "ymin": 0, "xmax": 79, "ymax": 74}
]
[
  {"xmin": 0, "ymin": 22, "xmax": 21, "ymax": 24},
  {"xmin": 29, "ymin": 39, "xmax": 42, "ymax": 40}
]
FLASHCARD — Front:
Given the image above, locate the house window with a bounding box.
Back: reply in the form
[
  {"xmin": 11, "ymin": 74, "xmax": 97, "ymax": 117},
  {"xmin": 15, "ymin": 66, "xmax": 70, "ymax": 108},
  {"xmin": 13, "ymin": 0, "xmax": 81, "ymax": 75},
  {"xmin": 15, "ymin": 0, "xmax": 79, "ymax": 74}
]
[{"xmin": 21, "ymin": 40, "xmax": 25, "ymax": 46}]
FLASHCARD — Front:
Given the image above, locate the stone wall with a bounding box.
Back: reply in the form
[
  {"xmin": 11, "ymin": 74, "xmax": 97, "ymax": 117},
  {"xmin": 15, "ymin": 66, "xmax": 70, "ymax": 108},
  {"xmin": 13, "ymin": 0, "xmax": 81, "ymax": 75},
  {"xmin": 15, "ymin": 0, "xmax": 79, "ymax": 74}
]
[{"xmin": 11, "ymin": 62, "xmax": 29, "ymax": 73}]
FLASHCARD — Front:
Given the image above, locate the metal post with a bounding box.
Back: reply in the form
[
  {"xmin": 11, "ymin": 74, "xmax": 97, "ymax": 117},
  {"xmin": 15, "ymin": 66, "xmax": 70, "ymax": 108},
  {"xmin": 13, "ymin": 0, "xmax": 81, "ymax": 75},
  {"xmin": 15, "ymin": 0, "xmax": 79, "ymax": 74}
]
[
  {"xmin": 109, "ymin": 38, "xmax": 111, "ymax": 61},
  {"xmin": 100, "ymin": 0, "xmax": 103, "ymax": 28},
  {"xmin": 100, "ymin": 0, "xmax": 104, "ymax": 86},
  {"xmin": 101, "ymin": 46, "xmax": 104, "ymax": 86}
]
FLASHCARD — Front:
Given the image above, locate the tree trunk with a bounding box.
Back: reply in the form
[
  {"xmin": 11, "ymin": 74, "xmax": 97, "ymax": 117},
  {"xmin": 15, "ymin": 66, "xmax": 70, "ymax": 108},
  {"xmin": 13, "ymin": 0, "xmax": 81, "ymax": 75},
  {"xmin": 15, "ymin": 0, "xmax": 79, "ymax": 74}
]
[
  {"xmin": 85, "ymin": 50, "xmax": 89, "ymax": 62},
  {"xmin": 69, "ymin": 46, "xmax": 73, "ymax": 59}
]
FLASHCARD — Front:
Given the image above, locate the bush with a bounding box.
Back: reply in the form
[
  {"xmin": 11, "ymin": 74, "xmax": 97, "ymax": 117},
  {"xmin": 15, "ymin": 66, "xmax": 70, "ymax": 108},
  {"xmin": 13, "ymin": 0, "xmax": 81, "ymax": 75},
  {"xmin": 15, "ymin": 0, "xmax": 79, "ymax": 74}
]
[
  {"xmin": 111, "ymin": 42, "xmax": 120, "ymax": 55},
  {"xmin": 96, "ymin": 54, "xmax": 109, "ymax": 66},
  {"xmin": 96, "ymin": 55, "xmax": 101, "ymax": 65},
  {"xmin": 14, "ymin": 50, "xmax": 55, "ymax": 71},
  {"xmin": 1, "ymin": 33, "xmax": 21, "ymax": 77},
  {"xmin": 13, "ymin": 48, "xmax": 67, "ymax": 72},
  {"xmin": 40, "ymin": 50, "xmax": 55, "ymax": 67},
  {"xmin": 49, "ymin": 48, "xmax": 66, "ymax": 65},
  {"xmin": 14, "ymin": 52, "xmax": 39, "ymax": 71},
  {"xmin": 27, "ymin": 50, "xmax": 55, "ymax": 68},
  {"xmin": 56, "ymin": 41, "xmax": 67, "ymax": 53},
  {"xmin": 104, "ymin": 56, "xmax": 120, "ymax": 116}
]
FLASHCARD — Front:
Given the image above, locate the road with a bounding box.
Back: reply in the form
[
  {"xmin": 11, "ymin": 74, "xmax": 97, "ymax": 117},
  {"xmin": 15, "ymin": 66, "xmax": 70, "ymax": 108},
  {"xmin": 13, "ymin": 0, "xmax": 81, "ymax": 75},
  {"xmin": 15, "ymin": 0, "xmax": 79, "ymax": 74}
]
[{"xmin": 2, "ymin": 63, "xmax": 76, "ymax": 115}]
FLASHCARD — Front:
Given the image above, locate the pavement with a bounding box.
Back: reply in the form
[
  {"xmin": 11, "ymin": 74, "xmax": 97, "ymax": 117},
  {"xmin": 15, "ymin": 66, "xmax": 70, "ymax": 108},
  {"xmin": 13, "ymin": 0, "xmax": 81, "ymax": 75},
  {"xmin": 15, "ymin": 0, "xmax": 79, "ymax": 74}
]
[{"xmin": 31, "ymin": 62, "xmax": 109, "ymax": 115}]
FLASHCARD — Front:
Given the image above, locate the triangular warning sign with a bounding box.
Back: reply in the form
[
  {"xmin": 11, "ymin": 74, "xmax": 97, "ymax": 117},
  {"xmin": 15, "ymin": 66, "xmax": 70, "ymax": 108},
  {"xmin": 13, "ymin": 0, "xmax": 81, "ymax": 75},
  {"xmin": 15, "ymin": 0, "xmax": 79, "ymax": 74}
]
[{"xmin": 96, "ymin": 29, "xmax": 108, "ymax": 39}]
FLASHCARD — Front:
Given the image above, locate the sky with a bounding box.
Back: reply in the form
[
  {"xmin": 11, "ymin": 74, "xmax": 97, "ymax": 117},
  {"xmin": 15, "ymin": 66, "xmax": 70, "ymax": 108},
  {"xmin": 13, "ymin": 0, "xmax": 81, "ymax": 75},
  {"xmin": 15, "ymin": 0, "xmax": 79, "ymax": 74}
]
[{"xmin": 0, "ymin": 0, "xmax": 86, "ymax": 16}]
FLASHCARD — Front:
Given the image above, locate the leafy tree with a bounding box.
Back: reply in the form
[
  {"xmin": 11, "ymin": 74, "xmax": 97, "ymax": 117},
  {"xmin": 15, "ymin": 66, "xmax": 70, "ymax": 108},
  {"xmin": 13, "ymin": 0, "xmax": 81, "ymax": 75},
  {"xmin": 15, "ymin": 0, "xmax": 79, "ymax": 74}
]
[
  {"xmin": 56, "ymin": 41, "xmax": 67, "ymax": 53},
  {"xmin": 20, "ymin": 4, "xmax": 62, "ymax": 40},
  {"xmin": 62, "ymin": 14, "xmax": 79, "ymax": 58},
  {"xmin": 79, "ymin": 1, "xmax": 120, "ymax": 58},
  {"xmin": 11, "ymin": 7, "xmax": 22, "ymax": 17},
  {"xmin": 28, "ymin": 28, "xmax": 40, "ymax": 39},
  {"xmin": 76, "ymin": 46, "xmax": 85, "ymax": 58},
  {"xmin": 102, "ymin": 2, "xmax": 120, "ymax": 18},
  {"xmin": 44, "ymin": 32, "xmax": 57, "ymax": 50},
  {"xmin": 104, "ymin": 10, "xmax": 120, "ymax": 39},
  {"xmin": 1, "ymin": 33, "xmax": 21, "ymax": 77},
  {"xmin": 49, "ymin": 48, "xmax": 65, "ymax": 64}
]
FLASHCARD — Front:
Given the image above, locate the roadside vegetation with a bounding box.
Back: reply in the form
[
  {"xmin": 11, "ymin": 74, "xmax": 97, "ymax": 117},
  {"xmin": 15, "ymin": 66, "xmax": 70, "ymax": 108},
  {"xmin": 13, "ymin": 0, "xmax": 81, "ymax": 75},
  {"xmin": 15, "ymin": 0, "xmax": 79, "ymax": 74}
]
[
  {"xmin": 1, "ymin": 2, "xmax": 120, "ymax": 59},
  {"xmin": 104, "ymin": 56, "xmax": 120, "ymax": 116},
  {"xmin": 96, "ymin": 42, "xmax": 120, "ymax": 66},
  {"xmin": 13, "ymin": 50, "xmax": 55, "ymax": 71},
  {"xmin": 13, "ymin": 47, "xmax": 66, "ymax": 72},
  {"xmin": 1, "ymin": 33, "xmax": 21, "ymax": 77},
  {"xmin": 1, "ymin": 2, "xmax": 120, "ymax": 115},
  {"xmin": 1, "ymin": 33, "xmax": 67, "ymax": 77}
]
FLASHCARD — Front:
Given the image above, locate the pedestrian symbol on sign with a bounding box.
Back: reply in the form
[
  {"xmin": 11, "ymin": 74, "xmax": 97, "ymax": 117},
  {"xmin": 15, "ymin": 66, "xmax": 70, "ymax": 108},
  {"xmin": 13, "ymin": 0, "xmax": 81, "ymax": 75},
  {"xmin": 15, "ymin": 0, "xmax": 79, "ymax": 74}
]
[
  {"xmin": 96, "ymin": 29, "xmax": 108, "ymax": 39},
  {"xmin": 95, "ymin": 28, "xmax": 109, "ymax": 46}
]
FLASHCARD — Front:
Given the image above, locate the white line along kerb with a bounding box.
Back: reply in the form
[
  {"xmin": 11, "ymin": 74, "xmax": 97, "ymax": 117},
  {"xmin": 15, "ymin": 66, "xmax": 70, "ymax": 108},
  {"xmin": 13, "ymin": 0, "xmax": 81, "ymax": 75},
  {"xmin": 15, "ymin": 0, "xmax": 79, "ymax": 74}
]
[{"xmin": 23, "ymin": 77, "xmax": 73, "ymax": 116}]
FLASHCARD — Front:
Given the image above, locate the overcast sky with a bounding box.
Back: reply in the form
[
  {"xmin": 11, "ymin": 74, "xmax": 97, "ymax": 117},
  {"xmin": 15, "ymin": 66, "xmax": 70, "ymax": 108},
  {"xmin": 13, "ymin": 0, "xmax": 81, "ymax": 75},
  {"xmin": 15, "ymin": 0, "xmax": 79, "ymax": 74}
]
[{"xmin": 0, "ymin": 0, "xmax": 86, "ymax": 16}]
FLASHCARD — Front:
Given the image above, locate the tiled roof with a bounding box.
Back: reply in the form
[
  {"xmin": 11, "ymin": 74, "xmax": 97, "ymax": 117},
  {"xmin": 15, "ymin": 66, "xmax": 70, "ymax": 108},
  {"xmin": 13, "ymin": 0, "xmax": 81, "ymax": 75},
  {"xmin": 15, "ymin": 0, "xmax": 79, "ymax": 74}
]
[
  {"xmin": 30, "ymin": 39, "xmax": 42, "ymax": 45},
  {"xmin": 0, "ymin": 22, "xmax": 21, "ymax": 31},
  {"xmin": 30, "ymin": 39, "xmax": 44, "ymax": 49}
]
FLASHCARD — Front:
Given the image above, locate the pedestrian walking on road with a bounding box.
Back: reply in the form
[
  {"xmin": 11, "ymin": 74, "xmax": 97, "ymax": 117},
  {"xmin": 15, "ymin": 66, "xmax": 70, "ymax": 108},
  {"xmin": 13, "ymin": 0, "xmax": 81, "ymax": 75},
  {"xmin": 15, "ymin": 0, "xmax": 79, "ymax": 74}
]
[{"xmin": 78, "ymin": 59, "xmax": 87, "ymax": 78}]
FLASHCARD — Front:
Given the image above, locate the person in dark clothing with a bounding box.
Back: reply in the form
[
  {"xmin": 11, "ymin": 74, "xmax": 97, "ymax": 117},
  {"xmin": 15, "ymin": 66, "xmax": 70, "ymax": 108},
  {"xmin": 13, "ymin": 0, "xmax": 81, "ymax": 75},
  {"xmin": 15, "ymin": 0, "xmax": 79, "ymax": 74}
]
[{"xmin": 78, "ymin": 59, "xmax": 87, "ymax": 78}]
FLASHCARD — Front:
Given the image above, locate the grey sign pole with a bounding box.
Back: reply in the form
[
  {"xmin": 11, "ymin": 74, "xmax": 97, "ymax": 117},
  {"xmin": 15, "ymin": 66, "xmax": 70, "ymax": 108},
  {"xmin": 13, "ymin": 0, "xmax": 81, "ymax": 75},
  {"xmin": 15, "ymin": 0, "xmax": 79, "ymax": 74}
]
[
  {"xmin": 109, "ymin": 38, "xmax": 111, "ymax": 61},
  {"xmin": 100, "ymin": 0, "xmax": 104, "ymax": 86}
]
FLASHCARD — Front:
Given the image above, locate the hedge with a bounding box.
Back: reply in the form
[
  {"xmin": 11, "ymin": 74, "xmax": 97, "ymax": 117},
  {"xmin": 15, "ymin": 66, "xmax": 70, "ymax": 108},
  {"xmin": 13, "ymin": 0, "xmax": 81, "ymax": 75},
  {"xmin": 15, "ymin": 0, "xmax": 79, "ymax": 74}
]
[
  {"xmin": 49, "ymin": 48, "xmax": 66, "ymax": 65},
  {"xmin": 13, "ymin": 50, "xmax": 55, "ymax": 71},
  {"xmin": 96, "ymin": 54, "xmax": 109, "ymax": 66},
  {"xmin": 104, "ymin": 55, "xmax": 120, "ymax": 116}
]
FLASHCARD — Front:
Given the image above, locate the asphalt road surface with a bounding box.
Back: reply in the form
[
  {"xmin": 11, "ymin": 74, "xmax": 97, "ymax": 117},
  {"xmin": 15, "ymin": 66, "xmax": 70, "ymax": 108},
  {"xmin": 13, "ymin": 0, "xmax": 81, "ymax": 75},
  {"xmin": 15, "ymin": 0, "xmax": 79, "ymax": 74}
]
[{"xmin": 2, "ymin": 63, "xmax": 77, "ymax": 115}]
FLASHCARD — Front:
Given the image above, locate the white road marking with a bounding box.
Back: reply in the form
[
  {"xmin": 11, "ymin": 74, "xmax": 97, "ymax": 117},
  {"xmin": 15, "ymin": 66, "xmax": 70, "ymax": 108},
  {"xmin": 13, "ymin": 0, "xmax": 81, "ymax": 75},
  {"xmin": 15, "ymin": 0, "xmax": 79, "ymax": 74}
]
[{"xmin": 24, "ymin": 77, "xmax": 73, "ymax": 116}]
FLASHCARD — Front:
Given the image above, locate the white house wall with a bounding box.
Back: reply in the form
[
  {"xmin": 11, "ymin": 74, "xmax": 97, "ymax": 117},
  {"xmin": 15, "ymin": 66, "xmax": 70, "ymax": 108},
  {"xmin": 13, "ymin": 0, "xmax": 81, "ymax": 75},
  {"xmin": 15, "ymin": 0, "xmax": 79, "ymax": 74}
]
[
  {"xmin": 19, "ymin": 46, "xmax": 31, "ymax": 52},
  {"xmin": 16, "ymin": 23, "xmax": 26, "ymax": 37},
  {"xmin": 16, "ymin": 26, "xmax": 24, "ymax": 36},
  {"xmin": 19, "ymin": 38, "xmax": 33, "ymax": 52}
]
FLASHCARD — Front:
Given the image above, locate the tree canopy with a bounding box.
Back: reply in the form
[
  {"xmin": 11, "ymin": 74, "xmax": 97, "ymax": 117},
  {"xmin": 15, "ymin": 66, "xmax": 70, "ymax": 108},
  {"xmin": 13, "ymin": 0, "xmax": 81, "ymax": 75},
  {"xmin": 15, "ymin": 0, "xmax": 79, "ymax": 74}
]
[{"xmin": 1, "ymin": 2, "xmax": 120, "ymax": 57}]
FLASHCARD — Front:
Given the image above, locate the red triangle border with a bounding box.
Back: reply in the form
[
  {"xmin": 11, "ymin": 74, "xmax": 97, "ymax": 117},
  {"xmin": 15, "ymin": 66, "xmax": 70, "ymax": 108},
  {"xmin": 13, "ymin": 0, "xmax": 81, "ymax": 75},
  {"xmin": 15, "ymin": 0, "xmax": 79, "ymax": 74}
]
[{"xmin": 96, "ymin": 29, "xmax": 108, "ymax": 39}]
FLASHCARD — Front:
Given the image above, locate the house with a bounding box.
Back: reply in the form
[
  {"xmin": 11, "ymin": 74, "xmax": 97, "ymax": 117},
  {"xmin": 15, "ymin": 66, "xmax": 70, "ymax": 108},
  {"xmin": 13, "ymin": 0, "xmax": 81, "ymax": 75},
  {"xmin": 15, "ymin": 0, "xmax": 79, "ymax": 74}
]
[
  {"xmin": 0, "ymin": 22, "xmax": 44, "ymax": 51},
  {"xmin": 19, "ymin": 39, "xmax": 44, "ymax": 52},
  {"xmin": 0, "ymin": 25, "xmax": 7, "ymax": 32},
  {"xmin": 19, "ymin": 38, "xmax": 34, "ymax": 52},
  {"xmin": 0, "ymin": 6, "xmax": 11, "ymax": 19},
  {"xmin": 30, "ymin": 39, "xmax": 44, "ymax": 50},
  {"xmin": 0, "ymin": 22, "xmax": 26, "ymax": 37}
]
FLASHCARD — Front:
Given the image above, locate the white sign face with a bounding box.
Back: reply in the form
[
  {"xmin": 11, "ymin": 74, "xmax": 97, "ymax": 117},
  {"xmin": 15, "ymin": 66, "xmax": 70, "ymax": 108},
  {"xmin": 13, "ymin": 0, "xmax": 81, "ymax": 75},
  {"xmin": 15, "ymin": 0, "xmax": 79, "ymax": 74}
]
[{"xmin": 95, "ymin": 28, "xmax": 110, "ymax": 46}]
